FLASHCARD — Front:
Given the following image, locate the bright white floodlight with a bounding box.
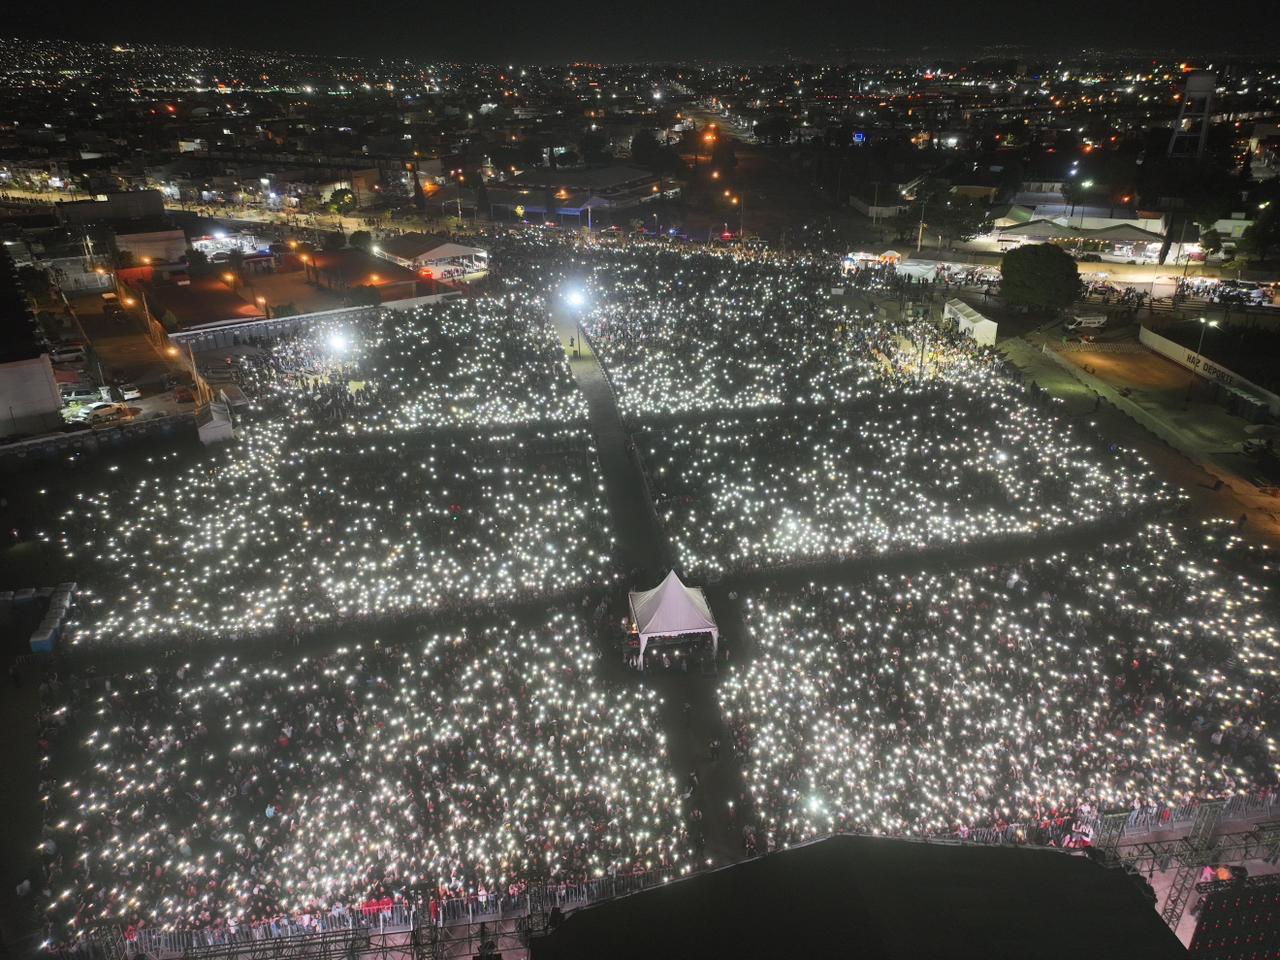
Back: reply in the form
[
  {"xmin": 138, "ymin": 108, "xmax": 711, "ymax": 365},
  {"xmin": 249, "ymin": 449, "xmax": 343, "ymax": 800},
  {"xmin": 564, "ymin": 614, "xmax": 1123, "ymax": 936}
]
[{"xmin": 565, "ymin": 289, "xmax": 586, "ymax": 309}]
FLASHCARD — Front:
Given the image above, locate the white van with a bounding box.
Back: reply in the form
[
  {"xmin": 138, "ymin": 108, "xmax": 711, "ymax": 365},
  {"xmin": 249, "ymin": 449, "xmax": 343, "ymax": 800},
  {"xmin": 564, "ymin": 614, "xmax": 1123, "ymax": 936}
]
[{"xmin": 1065, "ymin": 315, "xmax": 1107, "ymax": 331}]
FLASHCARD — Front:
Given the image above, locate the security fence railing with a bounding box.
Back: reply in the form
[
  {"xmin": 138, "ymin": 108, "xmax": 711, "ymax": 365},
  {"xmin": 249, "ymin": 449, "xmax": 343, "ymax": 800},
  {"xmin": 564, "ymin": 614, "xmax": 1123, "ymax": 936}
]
[{"xmin": 106, "ymin": 794, "xmax": 1280, "ymax": 959}]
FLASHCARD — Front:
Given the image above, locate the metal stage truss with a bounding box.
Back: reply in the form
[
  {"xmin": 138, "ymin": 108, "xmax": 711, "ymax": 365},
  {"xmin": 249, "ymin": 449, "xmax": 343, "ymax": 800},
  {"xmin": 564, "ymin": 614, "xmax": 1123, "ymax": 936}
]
[{"xmin": 1094, "ymin": 802, "xmax": 1280, "ymax": 932}]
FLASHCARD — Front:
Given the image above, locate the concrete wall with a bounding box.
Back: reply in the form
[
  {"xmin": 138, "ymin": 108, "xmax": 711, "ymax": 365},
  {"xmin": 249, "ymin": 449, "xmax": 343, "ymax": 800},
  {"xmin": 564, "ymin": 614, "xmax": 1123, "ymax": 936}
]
[
  {"xmin": 57, "ymin": 190, "xmax": 165, "ymax": 224},
  {"xmin": 0, "ymin": 356, "xmax": 66, "ymax": 438},
  {"xmin": 168, "ymin": 293, "xmax": 462, "ymax": 352},
  {"xmin": 116, "ymin": 230, "xmax": 188, "ymax": 264},
  {"xmin": 849, "ymin": 195, "xmax": 908, "ymax": 220},
  {"xmin": 1138, "ymin": 325, "xmax": 1280, "ymax": 415}
]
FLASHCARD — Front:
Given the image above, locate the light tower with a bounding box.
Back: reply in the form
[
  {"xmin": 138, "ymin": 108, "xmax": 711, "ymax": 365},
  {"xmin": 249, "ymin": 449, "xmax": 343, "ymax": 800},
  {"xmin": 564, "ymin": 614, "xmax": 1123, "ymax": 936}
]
[{"xmin": 1167, "ymin": 71, "xmax": 1215, "ymax": 160}]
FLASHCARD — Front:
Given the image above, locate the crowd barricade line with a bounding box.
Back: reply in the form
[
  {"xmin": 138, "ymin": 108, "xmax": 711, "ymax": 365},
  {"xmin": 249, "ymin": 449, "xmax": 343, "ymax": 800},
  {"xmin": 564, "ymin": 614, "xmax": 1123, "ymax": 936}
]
[{"xmin": 103, "ymin": 801, "xmax": 1280, "ymax": 958}]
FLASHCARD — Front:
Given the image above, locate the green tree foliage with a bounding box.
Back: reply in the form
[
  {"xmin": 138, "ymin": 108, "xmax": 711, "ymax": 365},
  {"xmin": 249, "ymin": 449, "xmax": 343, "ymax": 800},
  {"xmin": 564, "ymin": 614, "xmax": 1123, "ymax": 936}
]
[
  {"xmin": 1000, "ymin": 243, "xmax": 1081, "ymax": 312},
  {"xmin": 1059, "ymin": 179, "xmax": 1087, "ymax": 212},
  {"xmin": 928, "ymin": 195, "xmax": 993, "ymax": 247},
  {"xmin": 348, "ymin": 230, "xmax": 373, "ymax": 252},
  {"xmin": 326, "ymin": 187, "xmax": 356, "ymax": 213},
  {"xmin": 1198, "ymin": 226, "xmax": 1223, "ymax": 258},
  {"xmin": 322, "ymin": 232, "xmax": 347, "ymax": 252},
  {"xmin": 1239, "ymin": 204, "xmax": 1280, "ymax": 262}
]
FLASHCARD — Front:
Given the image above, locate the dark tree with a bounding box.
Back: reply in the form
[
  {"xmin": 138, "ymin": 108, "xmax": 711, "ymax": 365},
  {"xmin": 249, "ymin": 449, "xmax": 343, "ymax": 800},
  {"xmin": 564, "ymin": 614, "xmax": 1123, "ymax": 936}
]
[
  {"xmin": 327, "ymin": 187, "xmax": 355, "ymax": 212},
  {"xmin": 630, "ymin": 130, "xmax": 660, "ymax": 168},
  {"xmin": 710, "ymin": 137, "xmax": 738, "ymax": 173},
  {"xmin": 322, "ymin": 232, "xmax": 347, "ymax": 251},
  {"xmin": 578, "ymin": 132, "xmax": 611, "ymax": 165},
  {"xmin": 348, "ymin": 230, "xmax": 373, "ymax": 252},
  {"xmin": 1240, "ymin": 204, "xmax": 1280, "ymax": 262},
  {"xmin": 17, "ymin": 264, "xmax": 53, "ymax": 298},
  {"xmin": 1001, "ymin": 243, "xmax": 1080, "ymax": 312},
  {"xmin": 1198, "ymin": 227, "xmax": 1223, "ymax": 259},
  {"xmin": 921, "ymin": 195, "xmax": 993, "ymax": 247},
  {"xmin": 411, "ymin": 169, "xmax": 428, "ymax": 212}
]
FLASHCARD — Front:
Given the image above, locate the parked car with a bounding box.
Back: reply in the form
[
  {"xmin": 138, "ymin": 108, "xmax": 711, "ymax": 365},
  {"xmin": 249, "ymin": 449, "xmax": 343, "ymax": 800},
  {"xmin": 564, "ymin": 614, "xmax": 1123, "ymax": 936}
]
[
  {"xmin": 74, "ymin": 402, "xmax": 130, "ymax": 426},
  {"xmin": 49, "ymin": 345, "xmax": 87, "ymax": 364},
  {"xmin": 173, "ymin": 386, "xmax": 195, "ymax": 403},
  {"xmin": 116, "ymin": 383, "xmax": 142, "ymax": 401},
  {"xmin": 61, "ymin": 385, "xmax": 104, "ymax": 405}
]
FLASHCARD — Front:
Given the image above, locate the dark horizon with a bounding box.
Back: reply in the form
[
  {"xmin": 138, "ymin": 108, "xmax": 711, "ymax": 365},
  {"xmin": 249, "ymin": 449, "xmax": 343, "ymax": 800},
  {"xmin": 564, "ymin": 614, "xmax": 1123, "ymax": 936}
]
[{"xmin": 6, "ymin": 0, "xmax": 1279, "ymax": 64}]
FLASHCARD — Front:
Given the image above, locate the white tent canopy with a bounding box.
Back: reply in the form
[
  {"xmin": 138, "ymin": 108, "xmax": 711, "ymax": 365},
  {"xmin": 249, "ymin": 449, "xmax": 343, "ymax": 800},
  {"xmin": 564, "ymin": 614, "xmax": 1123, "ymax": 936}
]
[
  {"xmin": 943, "ymin": 299, "xmax": 998, "ymax": 347},
  {"xmin": 896, "ymin": 260, "xmax": 939, "ymax": 281},
  {"xmin": 628, "ymin": 570, "xmax": 719, "ymax": 661},
  {"xmin": 422, "ymin": 241, "xmax": 489, "ymax": 262}
]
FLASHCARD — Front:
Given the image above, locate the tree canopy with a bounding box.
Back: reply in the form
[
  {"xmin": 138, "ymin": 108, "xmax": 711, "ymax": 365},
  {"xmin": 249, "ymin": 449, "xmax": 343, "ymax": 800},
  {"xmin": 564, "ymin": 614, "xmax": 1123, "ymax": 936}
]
[
  {"xmin": 326, "ymin": 187, "xmax": 356, "ymax": 212},
  {"xmin": 1239, "ymin": 204, "xmax": 1280, "ymax": 262},
  {"xmin": 17, "ymin": 264, "xmax": 53, "ymax": 298},
  {"xmin": 348, "ymin": 230, "xmax": 373, "ymax": 252},
  {"xmin": 1001, "ymin": 243, "xmax": 1080, "ymax": 312}
]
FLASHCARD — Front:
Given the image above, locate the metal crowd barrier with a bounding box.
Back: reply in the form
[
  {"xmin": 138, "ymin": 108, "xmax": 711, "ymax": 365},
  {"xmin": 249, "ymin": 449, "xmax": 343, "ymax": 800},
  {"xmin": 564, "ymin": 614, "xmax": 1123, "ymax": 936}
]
[
  {"xmin": 113, "ymin": 796, "xmax": 1280, "ymax": 958},
  {"xmin": 118, "ymin": 868, "xmax": 684, "ymax": 959}
]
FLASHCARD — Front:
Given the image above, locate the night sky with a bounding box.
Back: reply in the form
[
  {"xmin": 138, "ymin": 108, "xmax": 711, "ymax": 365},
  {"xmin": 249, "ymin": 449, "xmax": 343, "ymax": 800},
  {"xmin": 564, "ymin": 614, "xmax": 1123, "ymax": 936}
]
[{"xmin": 9, "ymin": 0, "xmax": 1278, "ymax": 61}]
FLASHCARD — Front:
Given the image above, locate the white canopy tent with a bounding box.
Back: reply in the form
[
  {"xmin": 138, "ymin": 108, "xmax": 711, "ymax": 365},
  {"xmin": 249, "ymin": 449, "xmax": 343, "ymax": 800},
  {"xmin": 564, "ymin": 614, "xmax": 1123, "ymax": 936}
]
[
  {"xmin": 628, "ymin": 570, "xmax": 719, "ymax": 662},
  {"xmin": 896, "ymin": 260, "xmax": 939, "ymax": 281},
  {"xmin": 943, "ymin": 299, "xmax": 998, "ymax": 347}
]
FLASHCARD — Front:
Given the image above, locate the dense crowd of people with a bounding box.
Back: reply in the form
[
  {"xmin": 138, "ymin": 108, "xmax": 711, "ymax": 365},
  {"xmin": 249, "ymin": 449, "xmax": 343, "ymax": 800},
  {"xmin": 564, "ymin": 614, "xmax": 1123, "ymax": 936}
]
[
  {"xmin": 35, "ymin": 611, "xmax": 688, "ymax": 942},
  {"xmin": 53, "ymin": 300, "xmax": 613, "ymax": 645},
  {"xmin": 613, "ymin": 295, "xmax": 1169, "ymax": 575},
  {"xmin": 721, "ymin": 522, "xmax": 1279, "ymax": 850},
  {"xmin": 505, "ymin": 242, "xmax": 878, "ymax": 418},
  {"xmin": 23, "ymin": 235, "xmax": 1280, "ymax": 951}
]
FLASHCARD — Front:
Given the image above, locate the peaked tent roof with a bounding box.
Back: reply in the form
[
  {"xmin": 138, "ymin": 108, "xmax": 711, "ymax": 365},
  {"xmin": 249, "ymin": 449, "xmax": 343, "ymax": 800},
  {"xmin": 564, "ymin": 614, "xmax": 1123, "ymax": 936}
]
[
  {"xmin": 628, "ymin": 571, "xmax": 718, "ymax": 639},
  {"xmin": 1088, "ymin": 223, "xmax": 1167, "ymax": 242},
  {"xmin": 421, "ymin": 241, "xmax": 488, "ymax": 260},
  {"xmin": 998, "ymin": 218, "xmax": 1087, "ymax": 239}
]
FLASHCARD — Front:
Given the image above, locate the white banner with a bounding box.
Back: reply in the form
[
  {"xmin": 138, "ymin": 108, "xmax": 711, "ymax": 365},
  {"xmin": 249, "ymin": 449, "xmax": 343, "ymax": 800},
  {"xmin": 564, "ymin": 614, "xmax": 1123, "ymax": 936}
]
[{"xmin": 1138, "ymin": 325, "xmax": 1280, "ymax": 415}]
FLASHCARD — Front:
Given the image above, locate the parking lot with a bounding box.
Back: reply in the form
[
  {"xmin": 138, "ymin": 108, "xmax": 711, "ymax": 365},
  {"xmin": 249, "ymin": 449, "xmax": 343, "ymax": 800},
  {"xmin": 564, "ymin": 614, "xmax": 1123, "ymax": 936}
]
[{"xmin": 48, "ymin": 293, "xmax": 198, "ymax": 426}]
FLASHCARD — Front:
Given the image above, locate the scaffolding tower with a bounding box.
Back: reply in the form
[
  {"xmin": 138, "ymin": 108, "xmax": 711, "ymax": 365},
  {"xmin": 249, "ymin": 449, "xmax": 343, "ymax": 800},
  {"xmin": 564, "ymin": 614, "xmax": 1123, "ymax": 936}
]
[{"xmin": 1094, "ymin": 802, "xmax": 1280, "ymax": 932}]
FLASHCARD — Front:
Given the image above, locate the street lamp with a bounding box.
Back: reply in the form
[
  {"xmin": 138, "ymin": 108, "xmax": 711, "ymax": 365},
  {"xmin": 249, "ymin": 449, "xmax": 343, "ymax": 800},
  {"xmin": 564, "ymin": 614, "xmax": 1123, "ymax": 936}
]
[
  {"xmin": 1194, "ymin": 316, "xmax": 1218, "ymax": 356},
  {"xmin": 564, "ymin": 288, "xmax": 586, "ymax": 358},
  {"xmin": 1186, "ymin": 316, "xmax": 1218, "ymax": 402}
]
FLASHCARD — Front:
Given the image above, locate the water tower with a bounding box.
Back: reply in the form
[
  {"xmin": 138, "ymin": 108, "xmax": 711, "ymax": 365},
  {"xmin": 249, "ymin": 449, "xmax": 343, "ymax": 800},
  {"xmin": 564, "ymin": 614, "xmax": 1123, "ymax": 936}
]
[{"xmin": 1167, "ymin": 71, "xmax": 1215, "ymax": 159}]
